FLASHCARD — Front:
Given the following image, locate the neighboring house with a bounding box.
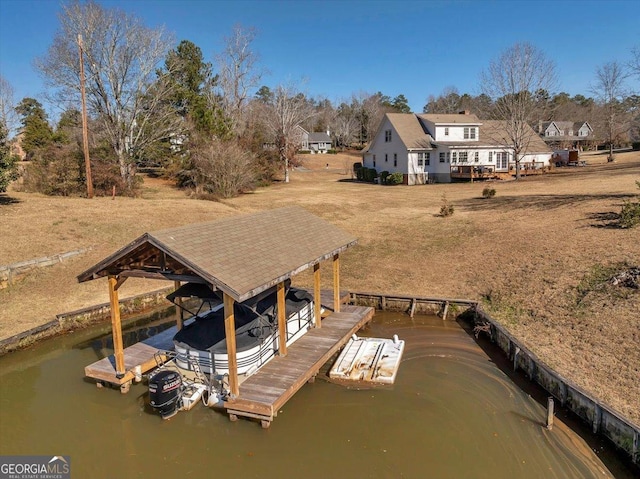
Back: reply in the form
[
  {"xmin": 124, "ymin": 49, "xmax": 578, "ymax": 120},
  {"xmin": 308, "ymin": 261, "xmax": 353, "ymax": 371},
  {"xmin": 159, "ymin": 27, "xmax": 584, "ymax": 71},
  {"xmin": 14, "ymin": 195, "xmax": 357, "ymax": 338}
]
[
  {"xmin": 538, "ymin": 121, "xmax": 594, "ymax": 148},
  {"xmin": 297, "ymin": 126, "xmax": 332, "ymax": 153},
  {"xmin": 363, "ymin": 111, "xmax": 552, "ymax": 184}
]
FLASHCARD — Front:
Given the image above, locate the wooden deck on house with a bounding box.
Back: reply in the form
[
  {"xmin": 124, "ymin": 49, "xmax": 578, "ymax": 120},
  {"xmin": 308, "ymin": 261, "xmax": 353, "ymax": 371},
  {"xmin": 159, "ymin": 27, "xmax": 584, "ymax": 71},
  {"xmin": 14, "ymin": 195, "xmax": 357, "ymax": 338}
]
[
  {"xmin": 84, "ymin": 289, "xmax": 353, "ymax": 389},
  {"xmin": 224, "ymin": 304, "xmax": 375, "ymax": 425}
]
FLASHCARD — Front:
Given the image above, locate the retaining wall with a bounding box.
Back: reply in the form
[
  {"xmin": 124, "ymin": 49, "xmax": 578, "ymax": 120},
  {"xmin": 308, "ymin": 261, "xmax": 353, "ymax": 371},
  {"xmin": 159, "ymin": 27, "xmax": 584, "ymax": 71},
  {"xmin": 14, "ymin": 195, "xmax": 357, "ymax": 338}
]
[
  {"xmin": 0, "ymin": 249, "xmax": 89, "ymax": 289},
  {"xmin": 471, "ymin": 305, "xmax": 639, "ymax": 465},
  {"xmin": 0, "ymin": 287, "xmax": 174, "ymax": 356}
]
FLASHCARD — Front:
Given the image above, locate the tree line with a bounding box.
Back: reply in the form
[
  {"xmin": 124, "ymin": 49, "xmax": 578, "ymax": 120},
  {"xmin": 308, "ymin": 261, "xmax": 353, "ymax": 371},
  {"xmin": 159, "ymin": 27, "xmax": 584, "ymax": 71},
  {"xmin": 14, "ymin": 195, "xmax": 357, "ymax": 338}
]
[{"xmin": 1, "ymin": 0, "xmax": 638, "ymax": 195}]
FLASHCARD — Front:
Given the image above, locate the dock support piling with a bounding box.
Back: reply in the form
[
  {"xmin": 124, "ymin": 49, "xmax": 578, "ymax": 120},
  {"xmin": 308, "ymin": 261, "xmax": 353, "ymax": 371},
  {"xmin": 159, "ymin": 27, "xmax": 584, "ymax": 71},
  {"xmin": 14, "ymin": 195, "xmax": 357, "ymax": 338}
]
[
  {"xmin": 277, "ymin": 282, "xmax": 288, "ymax": 356},
  {"xmin": 442, "ymin": 301, "xmax": 449, "ymax": 320},
  {"xmin": 332, "ymin": 254, "xmax": 341, "ymax": 313},
  {"xmin": 313, "ymin": 263, "xmax": 321, "ymax": 327},
  {"xmin": 107, "ymin": 275, "xmax": 125, "ymax": 379},
  {"xmin": 546, "ymin": 397, "xmax": 555, "ymax": 430},
  {"xmin": 223, "ymin": 293, "xmax": 239, "ymax": 398}
]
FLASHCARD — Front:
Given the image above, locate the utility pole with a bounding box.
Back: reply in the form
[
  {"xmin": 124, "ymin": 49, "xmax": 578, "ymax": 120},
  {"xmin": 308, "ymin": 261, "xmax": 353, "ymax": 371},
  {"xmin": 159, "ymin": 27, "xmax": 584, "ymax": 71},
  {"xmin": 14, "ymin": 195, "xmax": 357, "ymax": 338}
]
[{"xmin": 78, "ymin": 34, "xmax": 94, "ymax": 198}]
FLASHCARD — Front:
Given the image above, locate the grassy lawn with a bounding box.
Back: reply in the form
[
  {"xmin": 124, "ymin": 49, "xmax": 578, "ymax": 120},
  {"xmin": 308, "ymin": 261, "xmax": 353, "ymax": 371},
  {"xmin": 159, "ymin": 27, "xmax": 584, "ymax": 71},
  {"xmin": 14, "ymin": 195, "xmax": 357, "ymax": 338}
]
[{"xmin": 1, "ymin": 149, "xmax": 639, "ymax": 422}]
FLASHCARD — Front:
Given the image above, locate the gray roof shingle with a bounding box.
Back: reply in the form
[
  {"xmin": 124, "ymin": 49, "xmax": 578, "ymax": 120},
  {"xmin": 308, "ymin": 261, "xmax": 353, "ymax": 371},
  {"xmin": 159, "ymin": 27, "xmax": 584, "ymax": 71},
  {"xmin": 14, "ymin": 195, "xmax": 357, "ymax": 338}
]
[{"xmin": 78, "ymin": 206, "xmax": 358, "ymax": 302}]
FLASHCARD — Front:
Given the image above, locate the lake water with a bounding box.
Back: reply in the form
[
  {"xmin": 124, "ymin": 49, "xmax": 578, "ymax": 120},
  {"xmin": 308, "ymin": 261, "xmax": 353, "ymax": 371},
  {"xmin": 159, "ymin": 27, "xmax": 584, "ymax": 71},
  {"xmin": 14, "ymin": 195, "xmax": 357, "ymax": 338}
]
[{"xmin": 0, "ymin": 310, "xmax": 635, "ymax": 478}]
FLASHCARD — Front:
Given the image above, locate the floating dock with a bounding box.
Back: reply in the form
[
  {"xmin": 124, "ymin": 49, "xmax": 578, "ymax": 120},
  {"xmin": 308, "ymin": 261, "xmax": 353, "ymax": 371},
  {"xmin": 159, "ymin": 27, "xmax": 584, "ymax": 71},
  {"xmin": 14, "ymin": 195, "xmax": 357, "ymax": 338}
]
[{"xmin": 329, "ymin": 335, "xmax": 405, "ymax": 385}]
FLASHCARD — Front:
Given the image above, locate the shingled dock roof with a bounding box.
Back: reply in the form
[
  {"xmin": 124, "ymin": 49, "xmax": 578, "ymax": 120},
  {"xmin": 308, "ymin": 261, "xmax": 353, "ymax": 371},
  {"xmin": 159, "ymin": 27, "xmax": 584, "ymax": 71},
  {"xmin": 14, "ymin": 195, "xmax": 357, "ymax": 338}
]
[{"xmin": 77, "ymin": 206, "xmax": 358, "ymax": 302}]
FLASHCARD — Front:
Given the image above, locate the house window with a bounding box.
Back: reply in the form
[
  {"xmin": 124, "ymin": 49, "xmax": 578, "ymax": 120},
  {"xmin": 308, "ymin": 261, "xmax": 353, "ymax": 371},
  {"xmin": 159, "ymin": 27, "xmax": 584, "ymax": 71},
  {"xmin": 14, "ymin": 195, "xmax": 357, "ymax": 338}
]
[
  {"xmin": 488, "ymin": 151, "xmax": 493, "ymax": 162},
  {"xmin": 426, "ymin": 152, "xmax": 430, "ymax": 165},
  {"xmin": 444, "ymin": 127, "xmax": 449, "ymax": 136},
  {"xmin": 373, "ymin": 159, "xmax": 376, "ymax": 167},
  {"xmin": 393, "ymin": 153, "xmax": 397, "ymax": 167},
  {"xmin": 439, "ymin": 152, "xmax": 445, "ymax": 163},
  {"xmin": 446, "ymin": 152, "xmax": 450, "ymax": 163},
  {"xmin": 417, "ymin": 154, "xmax": 423, "ymax": 167},
  {"xmin": 474, "ymin": 152, "xmax": 479, "ymax": 162},
  {"xmin": 385, "ymin": 154, "xmax": 388, "ymax": 162},
  {"xmin": 459, "ymin": 152, "xmax": 468, "ymax": 162},
  {"xmin": 464, "ymin": 127, "xmax": 476, "ymax": 139},
  {"xmin": 385, "ymin": 130, "xmax": 392, "ymax": 142},
  {"xmin": 452, "ymin": 152, "xmax": 457, "ymax": 163}
]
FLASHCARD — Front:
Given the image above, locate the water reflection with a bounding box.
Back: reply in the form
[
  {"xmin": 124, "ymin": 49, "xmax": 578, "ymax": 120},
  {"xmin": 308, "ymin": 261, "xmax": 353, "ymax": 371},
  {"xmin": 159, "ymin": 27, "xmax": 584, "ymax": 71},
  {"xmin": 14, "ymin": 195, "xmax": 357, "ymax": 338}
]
[{"xmin": 0, "ymin": 311, "xmax": 634, "ymax": 478}]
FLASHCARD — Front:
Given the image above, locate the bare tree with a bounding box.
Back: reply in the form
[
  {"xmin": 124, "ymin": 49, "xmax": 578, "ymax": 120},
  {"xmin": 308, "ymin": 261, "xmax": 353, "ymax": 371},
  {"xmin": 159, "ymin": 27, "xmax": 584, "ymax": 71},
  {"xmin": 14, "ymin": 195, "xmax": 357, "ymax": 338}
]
[
  {"xmin": 592, "ymin": 61, "xmax": 628, "ymax": 161},
  {"xmin": 261, "ymin": 83, "xmax": 315, "ymax": 183},
  {"xmin": 630, "ymin": 45, "xmax": 640, "ymax": 80},
  {"xmin": 216, "ymin": 24, "xmax": 264, "ymax": 135},
  {"xmin": 481, "ymin": 42, "xmax": 557, "ymax": 179},
  {"xmin": 0, "ymin": 75, "xmax": 18, "ymax": 135},
  {"xmin": 36, "ymin": 0, "xmax": 179, "ymax": 188}
]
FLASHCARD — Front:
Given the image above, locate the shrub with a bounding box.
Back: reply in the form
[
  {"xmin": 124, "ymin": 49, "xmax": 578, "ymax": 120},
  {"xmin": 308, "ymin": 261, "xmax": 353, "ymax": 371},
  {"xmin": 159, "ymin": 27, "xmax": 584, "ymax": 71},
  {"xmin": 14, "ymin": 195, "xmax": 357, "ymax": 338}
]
[
  {"xmin": 379, "ymin": 171, "xmax": 390, "ymax": 184},
  {"xmin": 298, "ymin": 150, "xmax": 311, "ymax": 154},
  {"xmin": 482, "ymin": 187, "xmax": 496, "ymax": 198},
  {"xmin": 619, "ymin": 201, "xmax": 640, "ymax": 228},
  {"xmin": 440, "ymin": 193, "xmax": 454, "ymax": 216},
  {"xmin": 363, "ymin": 167, "xmax": 378, "ymax": 182},
  {"xmin": 632, "ymin": 142, "xmax": 640, "ymax": 151},
  {"xmin": 327, "ymin": 149, "xmax": 337, "ymax": 154},
  {"xmin": 386, "ymin": 172, "xmax": 404, "ymax": 185}
]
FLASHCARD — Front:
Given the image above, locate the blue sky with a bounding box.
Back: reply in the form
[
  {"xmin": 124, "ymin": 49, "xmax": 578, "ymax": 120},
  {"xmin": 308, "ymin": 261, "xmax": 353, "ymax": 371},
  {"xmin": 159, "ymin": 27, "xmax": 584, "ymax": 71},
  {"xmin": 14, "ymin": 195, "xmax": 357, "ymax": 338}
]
[{"xmin": 1, "ymin": 0, "xmax": 638, "ymax": 120}]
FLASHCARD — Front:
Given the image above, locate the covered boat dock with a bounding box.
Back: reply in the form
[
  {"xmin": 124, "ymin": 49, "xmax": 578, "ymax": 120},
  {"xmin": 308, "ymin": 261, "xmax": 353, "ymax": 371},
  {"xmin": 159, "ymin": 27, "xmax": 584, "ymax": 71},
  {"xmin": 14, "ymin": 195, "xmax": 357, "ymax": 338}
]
[{"xmin": 78, "ymin": 206, "xmax": 374, "ymax": 425}]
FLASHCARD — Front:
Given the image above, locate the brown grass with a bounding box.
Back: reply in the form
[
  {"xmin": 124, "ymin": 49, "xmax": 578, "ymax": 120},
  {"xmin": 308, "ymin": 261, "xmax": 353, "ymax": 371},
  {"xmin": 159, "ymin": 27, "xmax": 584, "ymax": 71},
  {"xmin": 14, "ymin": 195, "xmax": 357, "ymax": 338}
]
[{"xmin": 1, "ymin": 150, "xmax": 639, "ymax": 422}]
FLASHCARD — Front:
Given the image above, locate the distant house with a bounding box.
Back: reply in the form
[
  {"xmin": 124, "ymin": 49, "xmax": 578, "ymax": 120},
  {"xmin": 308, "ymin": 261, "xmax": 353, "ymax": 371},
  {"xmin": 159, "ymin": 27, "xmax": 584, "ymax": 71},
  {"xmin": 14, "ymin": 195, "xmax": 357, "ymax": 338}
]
[
  {"xmin": 538, "ymin": 121, "xmax": 594, "ymax": 148},
  {"xmin": 297, "ymin": 126, "xmax": 332, "ymax": 154},
  {"xmin": 363, "ymin": 111, "xmax": 552, "ymax": 184}
]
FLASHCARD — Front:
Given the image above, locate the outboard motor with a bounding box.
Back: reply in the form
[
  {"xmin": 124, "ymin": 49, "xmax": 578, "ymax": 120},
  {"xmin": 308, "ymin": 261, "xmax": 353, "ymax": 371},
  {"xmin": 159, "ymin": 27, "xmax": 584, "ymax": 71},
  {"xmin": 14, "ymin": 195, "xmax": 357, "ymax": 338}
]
[{"xmin": 149, "ymin": 370, "xmax": 182, "ymax": 419}]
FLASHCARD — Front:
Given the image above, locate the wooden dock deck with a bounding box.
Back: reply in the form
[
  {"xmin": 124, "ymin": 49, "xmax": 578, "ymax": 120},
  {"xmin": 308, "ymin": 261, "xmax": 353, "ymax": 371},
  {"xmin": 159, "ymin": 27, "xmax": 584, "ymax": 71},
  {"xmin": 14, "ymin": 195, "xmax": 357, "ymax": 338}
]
[
  {"xmin": 225, "ymin": 304, "xmax": 374, "ymax": 427},
  {"xmin": 84, "ymin": 325, "xmax": 175, "ymax": 390}
]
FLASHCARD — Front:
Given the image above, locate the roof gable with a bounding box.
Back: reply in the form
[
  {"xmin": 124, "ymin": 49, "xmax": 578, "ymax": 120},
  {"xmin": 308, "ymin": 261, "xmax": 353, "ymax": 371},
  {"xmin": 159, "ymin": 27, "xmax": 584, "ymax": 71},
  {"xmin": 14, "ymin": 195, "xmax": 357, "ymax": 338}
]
[
  {"xmin": 385, "ymin": 113, "xmax": 434, "ymax": 150},
  {"xmin": 78, "ymin": 207, "xmax": 358, "ymax": 302}
]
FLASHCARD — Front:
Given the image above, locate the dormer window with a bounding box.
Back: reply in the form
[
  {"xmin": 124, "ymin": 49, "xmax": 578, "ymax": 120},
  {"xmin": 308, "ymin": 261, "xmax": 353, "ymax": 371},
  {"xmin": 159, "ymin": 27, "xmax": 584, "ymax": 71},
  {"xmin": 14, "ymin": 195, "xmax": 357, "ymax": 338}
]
[
  {"xmin": 385, "ymin": 130, "xmax": 392, "ymax": 142},
  {"xmin": 444, "ymin": 127, "xmax": 449, "ymax": 136},
  {"xmin": 464, "ymin": 127, "xmax": 476, "ymax": 139}
]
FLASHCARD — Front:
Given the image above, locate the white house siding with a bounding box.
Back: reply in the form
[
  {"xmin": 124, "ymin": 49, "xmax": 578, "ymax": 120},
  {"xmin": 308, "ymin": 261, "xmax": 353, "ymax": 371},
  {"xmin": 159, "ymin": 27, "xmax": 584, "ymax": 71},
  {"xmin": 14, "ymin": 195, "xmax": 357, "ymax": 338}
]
[{"xmin": 364, "ymin": 117, "xmax": 408, "ymax": 176}]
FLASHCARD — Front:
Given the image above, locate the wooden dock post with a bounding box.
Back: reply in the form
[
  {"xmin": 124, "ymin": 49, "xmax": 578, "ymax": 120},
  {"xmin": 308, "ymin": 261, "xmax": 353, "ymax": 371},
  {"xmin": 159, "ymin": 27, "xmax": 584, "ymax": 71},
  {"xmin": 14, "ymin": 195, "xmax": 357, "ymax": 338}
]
[
  {"xmin": 546, "ymin": 397, "xmax": 555, "ymax": 430},
  {"xmin": 313, "ymin": 263, "xmax": 321, "ymax": 328},
  {"xmin": 442, "ymin": 301, "xmax": 449, "ymax": 320},
  {"xmin": 333, "ymin": 254, "xmax": 341, "ymax": 313},
  {"xmin": 409, "ymin": 298, "xmax": 417, "ymax": 318},
  {"xmin": 107, "ymin": 275, "xmax": 125, "ymax": 380},
  {"xmin": 277, "ymin": 281, "xmax": 288, "ymax": 356},
  {"xmin": 174, "ymin": 280, "xmax": 183, "ymax": 331},
  {"xmin": 223, "ymin": 293, "xmax": 239, "ymax": 398}
]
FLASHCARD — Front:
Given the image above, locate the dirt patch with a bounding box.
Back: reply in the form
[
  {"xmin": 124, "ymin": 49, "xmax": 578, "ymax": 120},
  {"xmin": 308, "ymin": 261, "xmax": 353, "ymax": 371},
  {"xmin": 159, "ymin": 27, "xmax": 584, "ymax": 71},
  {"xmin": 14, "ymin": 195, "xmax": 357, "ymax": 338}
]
[{"xmin": 1, "ymin": 150, "xmax": 639, "ymax": 423}]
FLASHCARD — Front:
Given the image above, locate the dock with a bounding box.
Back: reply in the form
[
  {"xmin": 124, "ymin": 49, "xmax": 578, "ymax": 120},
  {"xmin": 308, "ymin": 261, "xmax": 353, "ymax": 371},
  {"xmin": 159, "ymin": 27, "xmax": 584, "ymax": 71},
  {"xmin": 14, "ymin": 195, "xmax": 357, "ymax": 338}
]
[
  {"xmin": 225, "ymin": 304, "xmax": 374, "ymax": 427},
  {"xmin": 85, "ymin": 289, "xmax": 354, "ymax": 392}
]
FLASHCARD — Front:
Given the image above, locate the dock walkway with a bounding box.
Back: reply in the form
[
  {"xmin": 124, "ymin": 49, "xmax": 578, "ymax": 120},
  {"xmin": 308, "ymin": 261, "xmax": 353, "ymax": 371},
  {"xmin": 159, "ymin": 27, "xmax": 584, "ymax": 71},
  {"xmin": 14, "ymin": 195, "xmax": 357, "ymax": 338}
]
[{"xmin": 225, "ymin": 304, "xmax": 374, "ymax": 427}]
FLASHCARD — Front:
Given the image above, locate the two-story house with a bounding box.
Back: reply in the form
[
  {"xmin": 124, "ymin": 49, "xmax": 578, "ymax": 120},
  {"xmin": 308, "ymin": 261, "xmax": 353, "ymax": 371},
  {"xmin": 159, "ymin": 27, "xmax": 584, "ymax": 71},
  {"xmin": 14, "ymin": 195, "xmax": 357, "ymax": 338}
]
[
  {"xmin": 538, "ymin": 121, "xmax": 594, "ymax": 149},
  {"xmin": 363, "ymin": 112, "xmax": 552, "ymax": 184}
]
